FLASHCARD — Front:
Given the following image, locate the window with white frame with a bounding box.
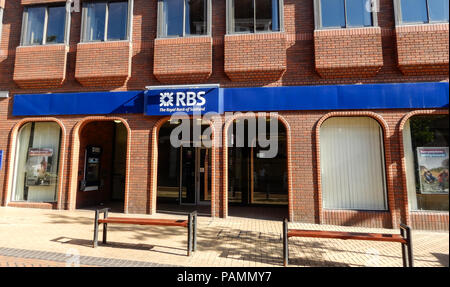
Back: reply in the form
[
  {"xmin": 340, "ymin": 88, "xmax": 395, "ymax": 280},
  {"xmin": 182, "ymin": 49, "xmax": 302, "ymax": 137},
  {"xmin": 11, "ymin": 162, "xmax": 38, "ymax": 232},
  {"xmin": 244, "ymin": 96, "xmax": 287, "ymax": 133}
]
[
  {"xmin": 227, "ymin": 0, "xmax": 283, "ymax": 34},
  {"xmin": 12, "ymin": 122, "xmax": 62, "ymax": 203},
  {"xmin": 81, "ymin": 0, "xmax": 132, "ymax": 42},
  {"xmin": 315, "ymin": 0, "xmax": 376, "ymax": 29},
  {"xmin": 395, "ymin": 0, "xmax": 449, "ymax": 24},
  {"xmin": 320, "ymin": 117, "xmax": 388, "ymax": 210},
  {"xmin": 157, "ymin": 0, "xmax": 211, "ymax": 37},
  {"xmin": 21, "ymin": 4, "xmax": 69, "ymax": 46}
]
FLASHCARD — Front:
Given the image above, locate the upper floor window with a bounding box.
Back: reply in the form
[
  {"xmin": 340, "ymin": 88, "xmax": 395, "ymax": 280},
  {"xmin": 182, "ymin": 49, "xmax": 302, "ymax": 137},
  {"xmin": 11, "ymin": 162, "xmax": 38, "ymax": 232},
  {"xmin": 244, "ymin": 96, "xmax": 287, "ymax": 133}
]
[
  {"xmin": 81, "ymin": 0, "xmax": 132, "ymax": 42},
  {"xmin": 158, "ymin": 0, "xmax": 211, "ymax": 37},
  {"xmin": 21, "ymin": 5, "xmax": 68, "ymax": 46},
  {"xmin": 227, "ymin": 0, "xmax": 283, "ymax": 34},
  {"xmin": 397, "ymin": 0, "xmax": 449, "ymax": 24},
  {"xmin": 316, "ymin": 0, "xmax": 375, "ymax": 29}
]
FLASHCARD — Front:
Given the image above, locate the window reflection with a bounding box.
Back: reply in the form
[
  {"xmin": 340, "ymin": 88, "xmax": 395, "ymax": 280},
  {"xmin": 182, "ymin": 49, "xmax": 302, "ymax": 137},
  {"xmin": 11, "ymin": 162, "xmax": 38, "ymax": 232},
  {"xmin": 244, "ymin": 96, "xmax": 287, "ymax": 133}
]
[
  {"xmin": 321, "ymin": 0, "xmax": 346, "ymax": 28},
  {"xmin": 401, "ymin": 0, "xmax": 428, "ymax": 23},
  {"xmin": 234, "ymin": 0, "xmax": 254, "ymax": 33},
  {"xmin": 186, "ymin": 0, "xmax": 207, "ymax": 35},
  {"xmin": 164, "ymin": 0, "xmax": 184, "ymax": 36},
  {"xmin": 46, "ymin": 6, "xmax": 66, "ymax": 44},
  {"xmin": 428, "ymin": 0, "xmax": 449, "ymax": 22},
  {"xmin": 346, "ymin": 0, "xmax": 372, "ymax": 27},
  {"xmin": 161, "ymin": 0, "xmax": 208, "ymax": 37},
  {"xmin": 84, "ymin": 2, "xmax": 107, "ymax": 41},
  {"xmin": 405, "ymin": 115, "xmax": 449, "ymax": 211},
  {"xmin": 24, "ymin": 7, "xmax": 45, "ymax": 45},
  {"xmin": 320, "ymin": 0, "xmax": 372, "ymax": 28},
  {"xmin": 13, "ymin": 122, "xmax": 62, "ymax": 203},
  {"xmin": 107, "ymin": 1, "xmax": 128, "ymax": 40},
  {"xmin": 232, "ymin": 0, "xmax": 281, "ymax": 33}
]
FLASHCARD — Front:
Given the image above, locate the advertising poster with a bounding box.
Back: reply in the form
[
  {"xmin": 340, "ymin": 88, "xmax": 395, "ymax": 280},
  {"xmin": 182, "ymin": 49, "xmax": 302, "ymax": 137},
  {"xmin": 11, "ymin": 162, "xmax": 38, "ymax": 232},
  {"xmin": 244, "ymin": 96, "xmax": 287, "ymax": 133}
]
[
  {"xmin": 417, "ymin": 147, "xmax": 449, "ymax": 194},
  {"xmin": 25, "ymin": 148, "xmax": 54, "ymax": 186}
]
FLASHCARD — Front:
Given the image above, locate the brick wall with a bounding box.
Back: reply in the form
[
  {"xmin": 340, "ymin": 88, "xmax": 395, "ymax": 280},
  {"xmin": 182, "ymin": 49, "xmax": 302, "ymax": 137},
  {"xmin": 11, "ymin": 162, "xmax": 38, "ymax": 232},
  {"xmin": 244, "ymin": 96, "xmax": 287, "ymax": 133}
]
[
  {"xmin": 224, "ymin": 33, "xmax": 287, "ymax": 82},
  {"xmin": 13, "ymin": 45, "xmax": 68, "ymax": 89},
  {"xmin": 153, "ymin": 37, "xmax": 213, "ymax": 84},
  {"xmin": 395, "ymin": 23, "xmax": 449, "ymax": 76},
  {"xmin": 75, "ymin": 41, "xmax": 132, "ymax": 87},
  {"xmin": 314, "ymin": 27, "xmax": 384, "ymax": 78}
]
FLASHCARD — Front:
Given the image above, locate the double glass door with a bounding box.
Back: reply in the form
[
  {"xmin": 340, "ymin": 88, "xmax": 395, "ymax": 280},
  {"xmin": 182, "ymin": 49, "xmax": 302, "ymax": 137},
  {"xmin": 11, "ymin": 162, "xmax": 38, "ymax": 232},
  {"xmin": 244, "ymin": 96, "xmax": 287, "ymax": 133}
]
[{"xmin": 179, "ymin": 146, "xmax": 211, "ymax": 205}]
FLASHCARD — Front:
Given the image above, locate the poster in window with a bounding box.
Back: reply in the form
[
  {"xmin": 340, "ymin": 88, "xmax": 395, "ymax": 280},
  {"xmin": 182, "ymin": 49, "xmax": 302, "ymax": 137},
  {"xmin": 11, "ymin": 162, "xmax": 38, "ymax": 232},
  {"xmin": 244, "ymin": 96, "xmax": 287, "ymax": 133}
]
[
  {"xmin": 417, "ymin": 147, "xmax": 449, "ymax": 194},
  {"xmin": 25, "ymin": 148, "xmax": 55, "ymax": 186}
]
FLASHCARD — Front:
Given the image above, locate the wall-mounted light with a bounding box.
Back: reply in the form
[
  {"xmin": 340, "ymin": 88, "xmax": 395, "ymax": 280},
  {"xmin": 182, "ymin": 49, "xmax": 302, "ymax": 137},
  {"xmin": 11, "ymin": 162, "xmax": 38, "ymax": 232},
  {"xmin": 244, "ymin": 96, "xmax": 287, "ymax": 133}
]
[{"xmin": 0, "ymin": 91, "xmax": 9, "ymax": 98}]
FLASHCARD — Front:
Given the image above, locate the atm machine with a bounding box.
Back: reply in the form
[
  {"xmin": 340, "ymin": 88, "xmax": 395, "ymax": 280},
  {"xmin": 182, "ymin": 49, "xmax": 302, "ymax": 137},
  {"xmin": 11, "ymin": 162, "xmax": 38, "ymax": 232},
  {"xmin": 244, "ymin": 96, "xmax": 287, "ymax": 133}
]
[{"xmin": 80, "ymin": 146, "xmax": 102, "ymax": 192}]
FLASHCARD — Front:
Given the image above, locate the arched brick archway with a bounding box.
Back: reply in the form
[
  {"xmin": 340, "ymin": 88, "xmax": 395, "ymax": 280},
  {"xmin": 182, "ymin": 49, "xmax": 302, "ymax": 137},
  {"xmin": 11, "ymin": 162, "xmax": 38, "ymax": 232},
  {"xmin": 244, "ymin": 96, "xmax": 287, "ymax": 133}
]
[
  {"xmin": 315, "ymin": 111, "xmax": 394, "ymax": 226},
  {"xmin": 150, "ymin": 116, "xmax": 218, "ymax": 216},
  {"xmin": 68, "ymin": 116, "xmax": 132, "ymax": 212},
  {"xmin": 3, "ymin": 118, "xmax": 67, "ymax": 209},
  {"xmin": 398, "ymin": 109, "xmax": 449, "ymax": 227},
  {"xmin": 222, "ymin": 112, "xmax": 293, "ymax": 221}
]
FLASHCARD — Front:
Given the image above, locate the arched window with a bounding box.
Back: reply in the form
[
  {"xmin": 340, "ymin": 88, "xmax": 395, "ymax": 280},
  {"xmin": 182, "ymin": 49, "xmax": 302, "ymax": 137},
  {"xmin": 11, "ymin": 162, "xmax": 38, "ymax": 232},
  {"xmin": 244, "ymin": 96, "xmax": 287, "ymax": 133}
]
[
  {"xmin": 320, "ymin": 117, "xmax": 387, "ymax": 210},
  {"xmin": 12, "ymin": 122, "xmax": 62, "ymax": 202},
  {"xmin": 403, "ymin": 115, "xmax": 449, "ymax": 211}
]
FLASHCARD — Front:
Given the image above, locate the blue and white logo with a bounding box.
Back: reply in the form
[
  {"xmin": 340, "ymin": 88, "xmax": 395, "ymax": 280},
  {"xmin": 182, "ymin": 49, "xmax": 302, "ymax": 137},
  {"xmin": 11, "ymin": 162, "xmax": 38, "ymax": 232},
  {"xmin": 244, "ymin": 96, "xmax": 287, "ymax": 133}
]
[
  {"xmin": 146, "ymin": 86, "xmax": 222, "ymax": 116},
  {"xmin": 160, "ymin": 92, "xmax": 174, "ymax": 107}
]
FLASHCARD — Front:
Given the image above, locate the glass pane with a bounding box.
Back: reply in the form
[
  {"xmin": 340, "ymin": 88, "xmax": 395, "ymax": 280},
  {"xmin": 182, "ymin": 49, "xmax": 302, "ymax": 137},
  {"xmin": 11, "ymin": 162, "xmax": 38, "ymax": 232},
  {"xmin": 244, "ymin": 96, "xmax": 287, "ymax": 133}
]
[
  {"xmin": 107, "ymin": 1, "xmax": 128, "ymax": 40},
  {"xmin": 83, "ymin": 2, "xmax": 106, "ymax": 41},
  {"xmin": 181, "ymin": 146, "xmax": 196, "ymax": 204},
  {"xmin": 157, "ymin": 122, "xmax": 181, "ymax": 203},
  {"xmin": 228, "ymin": 119, "xmax": 288, "ymax": 206},
  {"xmin": 428, "ymin": 0, "xmax": 449, "ymax": 22},
  {"xmin": 13, "ymin": 122, "xmax": 61, "ymax": 203},
  {"xmin": 252, "ymin": 121, "xmax": 288, "ymax": 205},
  {"xmin": 185, "ymin": 0, "xmax": 207, "ymax": 35},
  {"xmin": 400, "ymin": 0, "xmax": 428, "ymax": 23},
  {"xmin": 346, "ymin": 0, "xmax": 373, "ymax": 27},
  {"xmin": 233, "ymin": 0, "xmax": 254, "ymax": 33},
  {"xmin": 409, "ymin": 115, "xmax": 449, "ymax": 211},
  {"xmin": 255, "ymin": 0, "xmax": 280, "ymax": 32},
  {"xmin": 321, "ymin": 0, "xmax": 346, "ymax": 28},
  {"xmin": 46, "ymin": 6, "xmax": 66, "ymax": 44},
  {"xmin": 24, "ymin": 7, "xmax": 45, "ymax": 45},
  {"xmin": 163, "ymin": 0, "xmax": 184, "ymax": 36}
]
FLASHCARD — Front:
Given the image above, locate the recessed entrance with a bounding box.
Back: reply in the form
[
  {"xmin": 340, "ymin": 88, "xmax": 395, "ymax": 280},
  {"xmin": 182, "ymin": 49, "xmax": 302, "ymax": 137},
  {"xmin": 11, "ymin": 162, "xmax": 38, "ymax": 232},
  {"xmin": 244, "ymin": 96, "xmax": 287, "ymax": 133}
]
[
  {"xmin": 75, "ymin": 120, "xmax": 128, "ymax": 212},
  {"xmin": 157, "ymin": 120, "xmax": 212, "ymax": 215},
  {"xmin": 226, "ymin": 117, "xmax": 289, "ymax": 220}
]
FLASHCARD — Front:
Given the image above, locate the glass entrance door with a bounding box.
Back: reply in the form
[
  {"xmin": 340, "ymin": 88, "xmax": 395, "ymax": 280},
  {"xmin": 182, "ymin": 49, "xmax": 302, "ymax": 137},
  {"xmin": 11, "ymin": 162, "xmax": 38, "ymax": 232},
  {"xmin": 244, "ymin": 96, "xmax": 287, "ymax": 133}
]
[{"xmin": 179, "ymin": 146, "xmax": 211, "ymax": 205}]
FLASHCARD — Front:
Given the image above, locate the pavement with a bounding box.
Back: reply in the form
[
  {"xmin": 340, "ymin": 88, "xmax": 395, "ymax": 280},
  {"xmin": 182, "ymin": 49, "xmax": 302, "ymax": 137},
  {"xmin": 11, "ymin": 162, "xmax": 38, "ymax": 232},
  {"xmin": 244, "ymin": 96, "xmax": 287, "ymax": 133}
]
[{"xmin": 0, "ymin": 207, "xmax": 448, "ymax": 267}]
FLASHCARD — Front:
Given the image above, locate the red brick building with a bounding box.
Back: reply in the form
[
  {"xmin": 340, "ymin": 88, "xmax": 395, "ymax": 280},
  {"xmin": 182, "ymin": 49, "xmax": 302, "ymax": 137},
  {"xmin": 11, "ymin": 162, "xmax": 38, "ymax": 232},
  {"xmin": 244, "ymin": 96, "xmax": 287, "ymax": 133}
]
[{"xmin": 0, "ymin": 0, "xmax": 448, "ymax": 231}]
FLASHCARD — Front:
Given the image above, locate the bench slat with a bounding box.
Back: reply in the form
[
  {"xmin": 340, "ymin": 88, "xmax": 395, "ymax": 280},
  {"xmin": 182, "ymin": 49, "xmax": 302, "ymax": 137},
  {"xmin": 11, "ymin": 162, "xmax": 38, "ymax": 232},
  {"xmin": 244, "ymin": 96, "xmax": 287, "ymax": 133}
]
[
  {"xmin": 98, "ymin": 217, "xmax": 188, "ymax": 227},
  {"xmin": 287, "ymin": 229, "xmax": 406, "ymax": 243}
]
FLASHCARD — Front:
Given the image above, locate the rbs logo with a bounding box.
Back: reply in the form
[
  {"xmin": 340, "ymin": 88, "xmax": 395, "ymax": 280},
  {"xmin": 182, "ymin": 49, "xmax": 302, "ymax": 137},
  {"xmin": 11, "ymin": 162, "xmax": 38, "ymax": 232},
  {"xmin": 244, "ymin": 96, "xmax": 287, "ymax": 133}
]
[{"xmin": 160, "ymin": 91, "xmax": 206, "ymax": 107}]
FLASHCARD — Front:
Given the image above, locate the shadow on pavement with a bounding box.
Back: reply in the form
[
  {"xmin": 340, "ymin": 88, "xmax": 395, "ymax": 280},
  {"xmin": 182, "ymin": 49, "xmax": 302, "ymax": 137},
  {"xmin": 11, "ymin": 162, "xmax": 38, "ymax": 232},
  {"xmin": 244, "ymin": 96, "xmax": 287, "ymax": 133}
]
[{"xmin": 50, "ymin": 236, "xmax": 187, "ymax": 256}]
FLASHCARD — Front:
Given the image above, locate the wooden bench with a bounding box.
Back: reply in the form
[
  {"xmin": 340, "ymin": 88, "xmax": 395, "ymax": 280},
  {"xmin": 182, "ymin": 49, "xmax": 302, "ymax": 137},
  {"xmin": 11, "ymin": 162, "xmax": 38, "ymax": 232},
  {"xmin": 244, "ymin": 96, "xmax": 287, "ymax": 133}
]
[
  {"xmin": 283, "ymin": 219, "xmax": 413, "ymax": 267},
  {"xmin": 93, "ymin": 209, "xmax": 197, "ymax": 256}
]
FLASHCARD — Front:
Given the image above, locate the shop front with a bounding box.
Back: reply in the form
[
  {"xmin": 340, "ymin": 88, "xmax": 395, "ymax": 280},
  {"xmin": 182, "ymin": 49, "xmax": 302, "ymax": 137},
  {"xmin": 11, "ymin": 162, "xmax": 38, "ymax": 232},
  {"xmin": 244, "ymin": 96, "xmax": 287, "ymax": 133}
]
[{"xmin": 2, "ymin": 82, "xmax": 449, "ymax": 230}]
